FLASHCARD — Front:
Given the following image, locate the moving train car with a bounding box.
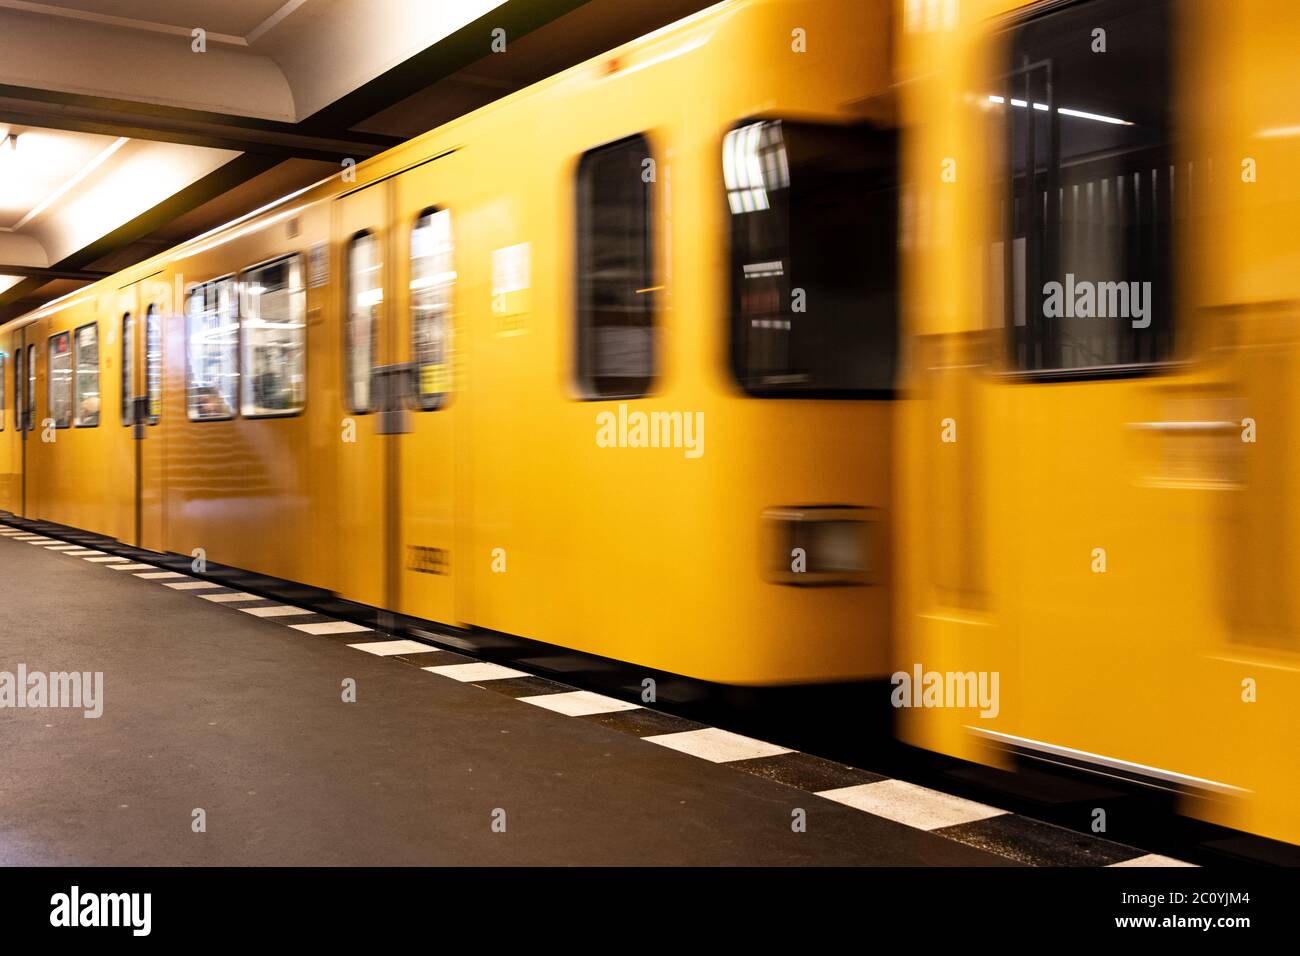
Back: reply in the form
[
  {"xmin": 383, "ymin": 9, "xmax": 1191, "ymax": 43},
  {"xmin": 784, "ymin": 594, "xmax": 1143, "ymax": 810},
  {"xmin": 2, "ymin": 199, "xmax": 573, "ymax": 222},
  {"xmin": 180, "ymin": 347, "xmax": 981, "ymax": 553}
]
[
  {"xmin": 895, "ymin": 0, "xmax": 1299, "ymax": 845},
  {"xmin": 0, "ymin": 0, "xmax": 898, "ymax": 688}
]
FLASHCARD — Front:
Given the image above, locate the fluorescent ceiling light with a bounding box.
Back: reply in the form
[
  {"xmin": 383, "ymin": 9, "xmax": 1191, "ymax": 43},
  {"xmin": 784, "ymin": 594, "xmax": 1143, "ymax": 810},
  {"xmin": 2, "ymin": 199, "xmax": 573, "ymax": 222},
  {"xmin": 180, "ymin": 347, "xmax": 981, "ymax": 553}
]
[{"xmin": 986, "ymin": 95, "xmax": 1133, "ymax": 126}]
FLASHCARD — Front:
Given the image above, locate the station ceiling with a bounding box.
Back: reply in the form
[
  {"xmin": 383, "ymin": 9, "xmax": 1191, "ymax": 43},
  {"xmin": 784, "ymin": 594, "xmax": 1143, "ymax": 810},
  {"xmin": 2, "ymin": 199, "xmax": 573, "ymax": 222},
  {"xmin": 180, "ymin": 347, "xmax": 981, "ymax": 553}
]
[{"xmin": 0, "ymin": 0, "xmax": 711, "ymax": 324}]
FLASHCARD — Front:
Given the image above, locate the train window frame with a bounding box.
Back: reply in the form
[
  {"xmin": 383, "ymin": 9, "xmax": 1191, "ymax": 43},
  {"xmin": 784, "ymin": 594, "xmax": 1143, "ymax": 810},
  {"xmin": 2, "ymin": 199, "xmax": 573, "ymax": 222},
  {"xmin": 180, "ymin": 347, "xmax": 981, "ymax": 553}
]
[
  {"xmin": 186, "ymin": 279, "xmax": 239, "ymax": 422},
  {"xmin": 0, "ymin": 352, "xmax": 5, "ymax": 431},
  {"xmin": 145, "ymin": 304, "xmax": 162, "ymax": 425},
  {"xmin": 574, "ymin": 132, "xmax": 658, "ymax": 401},
  {"xmin": 723, "ymin": 117, "xmax": 900, "ymax": 400},
  {"xmin": 992, "ymin": 0, "xmax": 1178, "ymax": 382},
  {"xmin": 14, "ymin": 346, "xmax": 23, "ymax": 431},
  {"xmin": 46, "ymin": 330, "xmax": 73, "ymax": 430},
  {"xmin": 121, "ymin": 313, "xmax": 133, "ymax": 426},
  {"xmin": 26, "ymin": 344, "xmax": 35, "ymax": 431},
  {"xmin": 73, "ymin": 321, "xmax": 100, "ymax": 428},
  {"xmin": 238, "ymin": 252, "xmax": 307, "ymax": 419},
  {"xmin": 409, "ymin": 206, "xmax": 454, "ymax": 411},
  {"xmin": 344, "ymin": 229, "xmax": 381, "ymax": 415}
]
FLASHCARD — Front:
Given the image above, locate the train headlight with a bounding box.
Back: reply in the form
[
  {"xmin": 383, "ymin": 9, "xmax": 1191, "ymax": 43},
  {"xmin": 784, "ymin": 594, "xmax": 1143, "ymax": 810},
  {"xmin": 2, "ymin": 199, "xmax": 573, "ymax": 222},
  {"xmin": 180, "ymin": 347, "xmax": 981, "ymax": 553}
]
[{"xmin": 761, "ymin": 506, "xmax": 880, "ymax": 586}]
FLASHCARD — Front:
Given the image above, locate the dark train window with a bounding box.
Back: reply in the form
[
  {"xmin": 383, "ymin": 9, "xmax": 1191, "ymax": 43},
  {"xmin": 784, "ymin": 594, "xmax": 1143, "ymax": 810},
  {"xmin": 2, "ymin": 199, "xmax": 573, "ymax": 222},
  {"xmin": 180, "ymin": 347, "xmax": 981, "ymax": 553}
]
[
  {"xmin": 74, "ymin": 323, "xmax": 99, "ymax": 427},
  {"xmin": 187, "ymin": 282, "xmax": 237, "ymax": 421},
  {"xmin": 997, "ymin": 0, "xmax": 1174, "ymax": 374},
  {"xmin": 47, "ymin": 331, "xmax": 72, "ymax": 429},
  {"xmin": 241, "ymin": 255, "xmax": 306, "ymax": 417},
  {"xmin": 121, "ymin": 313, "xmax": 133, "ymax": 426},
  {"xmin": 411, "ymin": 208, "xmax": 454, "ymax": 410},
  {"xmin": 725, "ymin": 120, "xmax": 898, "ymax": 397},
  {"xmin": 346, "ymin": 231, "xmax": 381, "ymax": 413},
  {"xmin": 576, "ymin": 134, "xmax": 655, "ymax": 399}
]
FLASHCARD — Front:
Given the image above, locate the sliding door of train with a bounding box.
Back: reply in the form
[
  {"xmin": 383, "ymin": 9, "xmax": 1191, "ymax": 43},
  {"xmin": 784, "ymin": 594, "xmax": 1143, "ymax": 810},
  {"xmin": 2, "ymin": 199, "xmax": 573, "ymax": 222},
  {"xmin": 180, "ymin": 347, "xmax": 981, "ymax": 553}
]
[
  {"xmin": 0, "ymin": 330, "xmax": 15, "ymax": 514},
  {"xmin": 974, "ymin": 3, "xmax": 1235, "ymax": 778},
  {"xmin": 335, "ymin": 167, "xmax": 458, "ymax": 624},
  {"xmin": 119, "ymin": 276, "xmax": 166, "ymax": 551},
  {"xmin": 7, "ymin": 325, "xmax": 30, "ymax": 517},
  {"xmin": 392, "ymin": 164, "xmax": 457, "ymax": 626}
]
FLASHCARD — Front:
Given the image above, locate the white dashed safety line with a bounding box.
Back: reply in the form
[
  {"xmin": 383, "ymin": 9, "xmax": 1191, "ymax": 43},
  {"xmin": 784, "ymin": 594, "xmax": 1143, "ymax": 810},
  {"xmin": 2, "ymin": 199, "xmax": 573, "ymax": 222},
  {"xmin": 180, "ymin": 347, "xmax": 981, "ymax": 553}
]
[
  {"xmin": 645, "ymin": 727, "xmax": 793, "ymax": 763},
  {"xmin": 518, "ymin": 689, "xmax": 641, "ymax": 717},
  {"xmin": 163, "ymin": 581, "xmax": 222, "ymax": 590},
  {"xmin": 200, "ymin": 592, "xmax": 264, "ymax": 603},
  {"xmin": 110, "ymin": 563, "xmax": 154, "ymax": 571},
  {"xmin": 423, "ymin": 661, "xmax": 529, "ymax": 682},
  {"xmin": 1107, "ymin": 854, "xmax": 1198, "ymax": 867},
  {"xmin": 348, "ymin": 639, "xmax": 440, "ymax": 656},
  {"xmin": 85, "ymin": 556, "xmax": 126, "ymax": 563},
  {"xmin": 816, "ymin": 779, "xmax": 1007, "ymax": 831},
  {"xmin": 45, "ymin": 544, "xmax": 83, "ymax": 550},
  {"xmin": 240, "ymin": 605, "xmax": 310, "ymax": 617},
  {"xmin": 135, "ymin": 571, "xmax": 186, "ymax": 580},
  {"xmin": 289, "ymin": 621, "xmax": 372, "ymax": 636}
]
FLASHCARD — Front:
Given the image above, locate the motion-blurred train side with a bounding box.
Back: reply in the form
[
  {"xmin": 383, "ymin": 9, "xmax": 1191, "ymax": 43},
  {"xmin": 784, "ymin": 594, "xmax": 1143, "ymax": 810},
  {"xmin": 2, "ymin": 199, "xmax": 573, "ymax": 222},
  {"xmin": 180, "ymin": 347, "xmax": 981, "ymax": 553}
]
[
  {"xmin": 3, "ymin": 0, "xmax": 1295, "ymax": 849},
  {"xmin": 895, "ymin": 0, "xmax": 1299, "ymax": 845},
  {"xmin": 0, "ymin": 0, "xmax": 897, "ymax": 686}
]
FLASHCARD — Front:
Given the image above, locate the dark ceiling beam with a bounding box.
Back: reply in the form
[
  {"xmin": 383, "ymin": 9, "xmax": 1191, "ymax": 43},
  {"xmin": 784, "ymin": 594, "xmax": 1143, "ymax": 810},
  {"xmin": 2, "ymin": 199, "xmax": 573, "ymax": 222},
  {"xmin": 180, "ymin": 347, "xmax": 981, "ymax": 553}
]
[
  {"xmin": 301, "ymin": 0, "xmax": 590, "ymax": 130},
  {"xmin": 0, "ymin": 84, "xmax": 402, "ymax": 161},
  {"xmin": 0, "ymin": 265, "xmax": 110, "ymax": 282}
]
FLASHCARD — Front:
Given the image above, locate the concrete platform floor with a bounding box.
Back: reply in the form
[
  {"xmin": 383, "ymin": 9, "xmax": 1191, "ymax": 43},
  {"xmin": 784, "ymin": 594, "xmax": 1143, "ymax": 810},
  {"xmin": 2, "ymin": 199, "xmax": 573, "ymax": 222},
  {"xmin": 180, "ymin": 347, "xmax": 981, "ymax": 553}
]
[{"xmin": 0, "ymin": 525, "xmax": 1164, "ymax": 866}]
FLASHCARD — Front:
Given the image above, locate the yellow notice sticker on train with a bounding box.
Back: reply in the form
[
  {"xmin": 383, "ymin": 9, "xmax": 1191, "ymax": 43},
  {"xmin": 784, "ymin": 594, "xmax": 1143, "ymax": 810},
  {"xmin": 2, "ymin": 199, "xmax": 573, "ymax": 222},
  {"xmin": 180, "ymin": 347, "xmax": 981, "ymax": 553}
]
[
  {"xmin": 491, "ymin": 242, "xmax": 530, "ymax": 333},
  {"xmin": 420, "ymin": 363, "xmax": 449, "ymax": 394}
]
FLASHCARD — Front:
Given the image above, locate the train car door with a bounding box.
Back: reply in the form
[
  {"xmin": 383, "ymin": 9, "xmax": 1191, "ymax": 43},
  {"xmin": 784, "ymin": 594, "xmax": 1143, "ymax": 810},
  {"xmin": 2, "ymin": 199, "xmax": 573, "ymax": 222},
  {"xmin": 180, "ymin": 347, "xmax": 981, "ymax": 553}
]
[
  {"xmin": 120, "ymin": 277, "xmax": 166, "ymax": 551},
  {"xmin": 0, "ymin": 332, "xmax": 15, "ymax": 514},
  {"xmin": 335, "ymin": 184, "xmax": 392, "ymax": 611},
  {"xmin": 392, "ymin": 163, "xmax": 459, "ymax": 627},
  {"xmin": 955, "ymin": 1, "xmax": 1233, "ymax": 785},
  {"xmin": 12, "ymin": 326, "xmax": 30, "ymax": 516},
  {"xmin": 21, "ymin": 327, "xmax": 38, "ymax": 519},
  {"xmin": 334, "ymin": 162, "xmax": 460, "ymax": 626}
]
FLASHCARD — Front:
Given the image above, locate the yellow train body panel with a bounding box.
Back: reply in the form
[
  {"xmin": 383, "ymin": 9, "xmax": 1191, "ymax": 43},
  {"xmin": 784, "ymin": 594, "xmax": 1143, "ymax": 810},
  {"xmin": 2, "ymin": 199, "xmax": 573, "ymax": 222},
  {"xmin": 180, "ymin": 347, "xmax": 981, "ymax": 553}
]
[
  {"xmin": 895, "ymin": 0, "xmax": 1299, "ymax": 845},
  {"xmin": 2, "ymin": 0, "xmax": 894, "ymax": 688}
]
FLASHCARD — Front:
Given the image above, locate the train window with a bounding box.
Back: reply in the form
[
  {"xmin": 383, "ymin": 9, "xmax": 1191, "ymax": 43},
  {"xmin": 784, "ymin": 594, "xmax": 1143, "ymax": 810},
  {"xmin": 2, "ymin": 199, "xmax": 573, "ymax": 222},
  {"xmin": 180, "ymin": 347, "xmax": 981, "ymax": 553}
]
[
  {"xmin": 346, "ymin": 231, "xmax": 381, "ymax": 413},
  {"xmin": 241, "ymin": 255, "xmax": 306, "ymax": 417},
  {"xmin": 725, "ymin": 120, "xmax": 898, "ymax": 397},
  {"xmin": 26, "ymin": 344, "xmax": 34, "ymax": 430},
  {"xmin": 997, "ymin": 0, "xmax": 1174, "ymax": 374},
  {"xmin": 187, "ymin": 280, "xmax": 238, "ymax": 420},
  {"xmin": 121, "ymin": 313, "xmax": 133, "ymax": 426},
  {"xmin": 14, "ymin": 347, "xmax": 22, "ymax": 431},
  {"xmin": 74, "ymin": 323, "xmax": 100, "ymax": 427},
  {"xmin": 411, "ymin": 208, "xmax": 454, "ymax": 409},
  {"xmin": 47, "ymin": 331, "xmax": 72, "ymax": 429},
  {"xmin": 575, "ymin": 134, "xmax": 655, "ymax": 399},
  {"xmin": 145, "ymin": 305, "xmax": 162, "ymax": 424}
]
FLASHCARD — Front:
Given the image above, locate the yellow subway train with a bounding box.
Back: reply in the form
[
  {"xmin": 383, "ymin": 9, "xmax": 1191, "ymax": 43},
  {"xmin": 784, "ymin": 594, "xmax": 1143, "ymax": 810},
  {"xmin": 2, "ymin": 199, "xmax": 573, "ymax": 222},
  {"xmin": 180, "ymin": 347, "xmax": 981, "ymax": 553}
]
[
  {"xmin": 0, "ymin": 0, "xmax": 896, "ymax": 687},
  {"xmin": 896, "ymin": 0, "xmax": 1299, "ymax": 846},
  {"xmin": 1, "ymin": 0, "xmax": 1296, "ymax": 848}
]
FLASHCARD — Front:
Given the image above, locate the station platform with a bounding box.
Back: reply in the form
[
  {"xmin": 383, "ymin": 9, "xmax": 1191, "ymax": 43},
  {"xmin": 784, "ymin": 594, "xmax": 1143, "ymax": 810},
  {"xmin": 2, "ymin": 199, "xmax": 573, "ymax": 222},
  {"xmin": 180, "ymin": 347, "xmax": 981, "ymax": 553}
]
[{"xmin": 0, "ymin": 523, "xmax": 1185, "ymax": 867}]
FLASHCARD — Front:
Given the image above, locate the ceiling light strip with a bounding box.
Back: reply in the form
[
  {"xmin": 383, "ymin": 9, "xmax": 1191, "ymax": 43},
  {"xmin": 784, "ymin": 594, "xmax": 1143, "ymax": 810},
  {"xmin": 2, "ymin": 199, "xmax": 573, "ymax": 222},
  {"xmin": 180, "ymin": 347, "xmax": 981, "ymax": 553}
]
[{"xmin": 11, "ymin": 136, "xmax": 129, "ymax": 232}]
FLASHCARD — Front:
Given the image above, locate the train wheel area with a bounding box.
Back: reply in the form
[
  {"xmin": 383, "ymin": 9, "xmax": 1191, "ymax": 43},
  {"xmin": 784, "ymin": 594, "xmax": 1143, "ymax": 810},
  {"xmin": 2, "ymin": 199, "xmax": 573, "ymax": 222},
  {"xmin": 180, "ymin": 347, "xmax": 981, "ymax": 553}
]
[{"xmin": 0, "ymin": 520, "xmax": 1178, "ymax": 869}]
